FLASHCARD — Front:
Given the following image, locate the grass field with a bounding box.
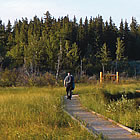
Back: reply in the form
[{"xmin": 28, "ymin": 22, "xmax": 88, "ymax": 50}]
[
  {"xmin": 0, "ymin": 81, "xmax": 140, "ymax": 139},
  {"xmin": 75, "ymin": 82, "xmax": 140, "ymax": 133},
  {"xmin": 0, "ymin": 87, "xmax": 102, "ymax": 140}
]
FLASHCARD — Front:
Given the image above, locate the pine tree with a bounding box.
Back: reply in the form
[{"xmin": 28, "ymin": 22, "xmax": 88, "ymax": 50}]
[
  {"xmin": 96, "ymin": 43, "xmax": 111, "ymax": 73},
  {"xmin": 103, "ymin": 17, "xmax": 118, "ymax": 60},
  {"xmin": 71, "ymin": 16, "xmax": 78, "ymax": 43},
  {"xmin": 84, "ymin": 16, "xmax": 88, "ymax": 48},
  {"xmin": 94, "ymin": 16, "xmax": 104, "ymax": 52},
  {"xmin": 0, "ymin": 20, "xmax": 6, "ymax": 66},
  {"xmin": 115, "ymin": 37, "xmax": 125, "ymax": 71},
  {"xmin": 1, "ymin": 12, "xmax": 140, "ymax": 76},
  {"xmin": 129, "ymin": 17, "xmax": 139, "ymax": 60},
  {"xmin": 116, "ymin": 37, "xmax": 125, "ymax": 61},
  {"xmin": 6, "ymin": 20, "xmax": 12, "ymax": 37},
  {"xmin": 63, "ymin": 40, "xmax": 79, "ymax": 72},
  {"xmin": 130, "ymin": 17, "xmax": 138, "ymax": 35},
  {"xmin": 119, "ymin": 19, "xmax": 125, "ymax": 40},
  {"xmin": 44, "ymin": 11, "xmax": 52, "ymax": 35},
  {"xmin": 77, "ymin": 18, "xmax": 85, "ymax": 57},
  {"xmin": 33, "ymin": 16, "xmax": 42, "ymax": 40},
  {"xmin": 124, "ymin": 20, "xmax": 130, "ymax": 58}
]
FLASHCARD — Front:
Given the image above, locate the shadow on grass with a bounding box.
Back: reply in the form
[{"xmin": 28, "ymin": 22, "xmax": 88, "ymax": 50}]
[{"xmin": 103, "ymin": 90, "xmax": 140, "ymax": 104}]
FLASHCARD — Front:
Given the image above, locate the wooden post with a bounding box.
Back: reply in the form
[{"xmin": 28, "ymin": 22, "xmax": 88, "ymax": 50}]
[
  {"xmin": 116, "ymin": 72, "xmax": 119, "ymax": 83},
  {"xmin": 100, "ymin": 72, "xmax": 103, "ymax": 83}
]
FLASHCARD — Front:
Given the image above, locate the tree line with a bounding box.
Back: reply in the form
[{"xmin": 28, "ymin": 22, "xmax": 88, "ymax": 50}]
[{"xmin": 0, "ymin": 11, "xmax": 140, "ymax": 78}]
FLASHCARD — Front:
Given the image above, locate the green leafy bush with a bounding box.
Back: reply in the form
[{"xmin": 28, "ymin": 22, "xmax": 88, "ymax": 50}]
[
  {"xmin": 0, "ymin": 69, "xmax": 18, "ymax": 87},
  {"xmin": 33, "ymin": 72, "xmax": 56, "ymax": 86},
  {"xmin": 0, "ymin": 69, "xmax": 57, "ymax": 87}
]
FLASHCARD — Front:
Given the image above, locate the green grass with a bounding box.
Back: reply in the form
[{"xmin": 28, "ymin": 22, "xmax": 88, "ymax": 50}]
[
  {"xmin": 75, "ymin": 82, "xmax": 140, "ymax": 133},
  {"xmin": 1, "ymin": 82, "xmax": 139, "ymax": 139},
  {"xmin": 0, "ymin": 87, "xmax": 99, "ymax": 140}
]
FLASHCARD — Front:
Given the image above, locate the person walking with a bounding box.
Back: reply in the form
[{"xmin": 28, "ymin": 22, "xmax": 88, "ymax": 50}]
[{"xmin": 64, "ymin": 72, "xmax": 73, "ymax": 100}]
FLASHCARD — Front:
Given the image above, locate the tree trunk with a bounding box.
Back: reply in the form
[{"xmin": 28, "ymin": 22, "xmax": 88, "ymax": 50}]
[
  {"xmin": 102, "ymin": 64, "xmax": 105, "ymax": 74},
  {"xmin": 56, "ymin": 39, "xmax": 62, "ymax": 80},
  {"xmin": 80, "ymin": 59, "xmax": 83, "ymax": 77},
  {"xmin": 116, "ymin": 61, "xmax": 118, "ymax": 72}
]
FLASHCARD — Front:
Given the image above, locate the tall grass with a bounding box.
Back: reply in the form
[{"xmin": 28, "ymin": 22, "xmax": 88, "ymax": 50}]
[
  {"xmin": 0, "ymin": 87, "xmax": 98, "ymax": 140},
  {"xmin": 76, "ymin": 83, "xmax": 140, "ymax": 133}
]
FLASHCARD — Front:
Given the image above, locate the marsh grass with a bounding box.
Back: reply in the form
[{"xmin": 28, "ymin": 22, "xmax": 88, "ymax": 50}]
[
  {"xmin": 0, "ymin": 87, "xmax": 98, "ymax": 140},
  {"xmin": 76, "ymin": 82, "xmax": 140, "ymax": 133}
]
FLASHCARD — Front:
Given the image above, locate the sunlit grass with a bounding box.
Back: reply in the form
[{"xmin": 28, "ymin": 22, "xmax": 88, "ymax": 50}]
[
  {"xmin": 0, "ymin": 87, "xmax": 98, "ymax": 140},
  {"xmin": 76, "ymin": 82, "xmax": 140, "ymax": 133},
  {"xmin": 1, "ymin": 82, "xmax": 139, "ymax": 139}
]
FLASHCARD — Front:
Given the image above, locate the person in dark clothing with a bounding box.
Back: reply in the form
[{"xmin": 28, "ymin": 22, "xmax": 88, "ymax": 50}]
[{"xmin": 64, "ymin": 72, "xmax": 72, "ymax": 100}]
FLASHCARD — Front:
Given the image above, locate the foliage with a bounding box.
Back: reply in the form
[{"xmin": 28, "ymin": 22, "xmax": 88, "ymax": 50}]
[
  {"xmin": 78, "ymin": 75, "xmax": 89, "ymax": 83},
  {"xmin": 0, "ymin": 69, "xmax": 57, "ymax": 87},
  {"xmin": 0, "ymin": 69, "xmax": 18, "ymax": 87},
  {"xmin": 32, "ymin": 72, "xmax": 56, "ymax": 87},
  {"xmin": 0, "ymin": 12, "xmax": 140, "ymax": 76},
  {"xmin": 116, "ymin": 37, "xmax": 125, "ymax": 61},
  {"xmin": 96, "ymin": 43, "xmax": 111, "ymax": 73}
]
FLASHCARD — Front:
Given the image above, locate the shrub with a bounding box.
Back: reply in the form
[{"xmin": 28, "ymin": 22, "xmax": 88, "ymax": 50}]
[
  {"xmin": 0, "ymin": 69, "xmax": 18, "ymax": 87},
  {"xmin": 44, "ymin": 72, "xmax": 56, "ymax": 86},
  {"xmin": 88, "ymin": 75, "xmax": 97, "ymax": 84},
  {"xmin": 78, "ymin": 75, "xmax": 89, "ymax": 83},
  {"xmin": 30, "ymin": 72, "xmax": 56, "ymax": 87},
  {"xmin": 106, "ymin": 95, "xmax": 136, "ymax": 114},
  {"xmin": 0, "ymin": 69, "xmax": 57, "ymax": 87}
]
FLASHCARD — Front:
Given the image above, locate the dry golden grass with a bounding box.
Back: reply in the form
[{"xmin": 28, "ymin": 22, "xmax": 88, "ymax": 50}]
[{"xmin": 0, "ymin": 87, "xmax": 98, "ymax": 140}]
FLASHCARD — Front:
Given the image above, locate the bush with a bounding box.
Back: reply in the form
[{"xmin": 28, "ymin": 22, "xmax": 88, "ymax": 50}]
[
  {"xmin": 78, "ymin": 75, "xmax": 89, "ymax": 83},
  {"xmin": 16, "ymin": 68, "xmax": 30, "ymax": 86},
  {"xmin": 106, "ymin": 95, "xmax": 136, "ymax": 114},
  {"xmin": 33, "ymin": 72, "xmax": 56, "ymax": 87},
  {"xmin": 0, "ymin": 69, "xmax": 18, "ymax": 87},
  {"xmin": 88, "ymin": 75, "xmax": 97, "ymax": 84},
  {"xmin": 0, "ymin": 69, "xmax": 57, "ymax": 87}
]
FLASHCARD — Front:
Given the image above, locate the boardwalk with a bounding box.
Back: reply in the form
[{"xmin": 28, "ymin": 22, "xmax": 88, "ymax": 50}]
[{"xmin": 63, "ymin": 95, "xmax": 140, "ymax": 140}]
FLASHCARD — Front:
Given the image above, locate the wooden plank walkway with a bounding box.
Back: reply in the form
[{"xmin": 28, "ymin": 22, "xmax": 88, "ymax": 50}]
[{"xmin": 63, "ymin": 95, "xmax": 140, "ymax": 140}]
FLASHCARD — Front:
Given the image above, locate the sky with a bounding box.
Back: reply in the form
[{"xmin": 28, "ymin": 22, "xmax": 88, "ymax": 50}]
[{"xmin": 0, "ymin": 0, "xmax": 140, "ymax": 27}]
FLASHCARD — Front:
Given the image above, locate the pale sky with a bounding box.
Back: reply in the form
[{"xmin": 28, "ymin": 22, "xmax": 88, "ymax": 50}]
[{"xmin": 0, "ymin": 0, "xmax": 140, "ymax": 27}]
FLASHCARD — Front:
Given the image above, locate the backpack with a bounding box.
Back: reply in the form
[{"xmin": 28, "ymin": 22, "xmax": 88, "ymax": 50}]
[{"xmin": 71, "ymin": 75, "xmax": 75, "ymax": 90}]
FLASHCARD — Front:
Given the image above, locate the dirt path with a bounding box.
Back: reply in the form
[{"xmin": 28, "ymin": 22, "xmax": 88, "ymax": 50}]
[{"xmin": 63, "ymin": 95, "xmax": 140, "ymax": 140}]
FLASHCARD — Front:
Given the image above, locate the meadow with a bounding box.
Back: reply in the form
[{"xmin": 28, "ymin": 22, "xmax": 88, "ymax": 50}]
[
  {"xmin": 0, "ymin": 87, "xmax": 101, "ymax": 140},
  {"xmin": 75, "ymin": 81, "xmax": 140, "ymax": 133},
  {"xmin": 0, "ymin": 80, "xmax": 140, "ymax": 139}
]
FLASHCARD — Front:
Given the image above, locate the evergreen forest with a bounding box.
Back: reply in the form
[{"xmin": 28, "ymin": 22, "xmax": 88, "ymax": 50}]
[{"xmin": 0, "ymin": 11, "xmax": 140, "ymax": 79}]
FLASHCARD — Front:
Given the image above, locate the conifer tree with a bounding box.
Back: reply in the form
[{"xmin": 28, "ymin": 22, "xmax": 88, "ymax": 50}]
[
  {"xmin": 96, "ymin": 43, "xmax": 111, "ymax": 73},
  {"xmin": 0, "ymin": 20, "xmax": 6, "ymax": 66},
  {"xmin": 1, "ymin": 11, "xmax": 140, "ymax": 76},
  {"xmin": 130, "ymin": 17, "xmax": 138, "ymax": 35},
  {"xmin": 44, "ymin": 11, "xmax": 52, "ymax": 35},
  {"xmin": 129, "ymin": 17, "xmax": 139, "ymax": 59},
  {"xmin": 78, "ymin": 18, "xmax": 85, "ymax": 57},
  {"xmin": 63, "ymin": 40, "xmax": 79, "ymax": 72},
  {"xmin": 116, "ymin": 37, "xmax": 125, "ymax": 71},
  {"xmin": 71, "ymin": 16, "xmax": 78, "ymax": 43},
  {"xmin": 119, "ymin": 19, "xmax": 125, "ymax": 40},
  {"xmin": 84, "ymin": 16, "xmax": 88, "ymax": 49},
  {"xmin": 116, "ymin": 37, "xmax": 125, "ymax": 61},
  {"xmin": 104, "ymin": 17, "xmax": 118, "ymax": 60},
  {"xmin": 6, "ymin": 20, "xmax": 12, "ymax": 38},
  {"xmin": 124, "ymin": 20, "xmax": 130, "ymax": 58},
  {"xmin": 94, "ymin": 16, "xmax": 104, "ymax": 51}
]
